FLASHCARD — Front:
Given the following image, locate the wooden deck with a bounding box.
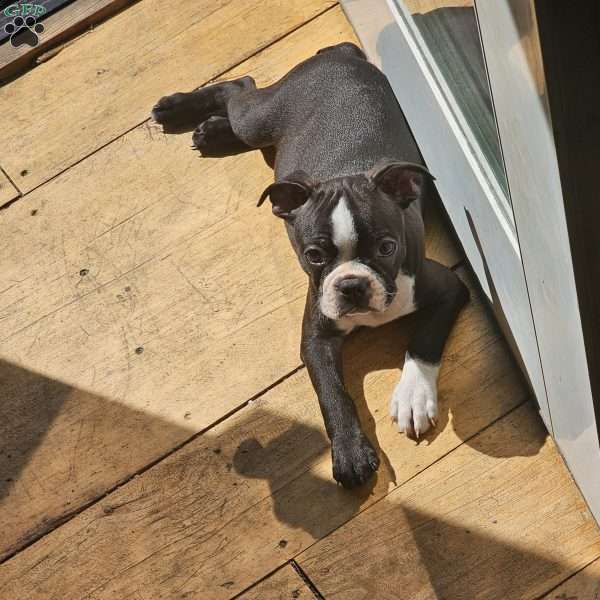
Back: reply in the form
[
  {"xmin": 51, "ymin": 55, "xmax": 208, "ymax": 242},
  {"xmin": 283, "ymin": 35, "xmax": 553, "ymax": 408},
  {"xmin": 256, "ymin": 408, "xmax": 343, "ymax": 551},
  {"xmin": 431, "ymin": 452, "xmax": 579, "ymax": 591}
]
[{"xmin": 0, "ymin": 2, "xmax": 599, "ymax": 598}]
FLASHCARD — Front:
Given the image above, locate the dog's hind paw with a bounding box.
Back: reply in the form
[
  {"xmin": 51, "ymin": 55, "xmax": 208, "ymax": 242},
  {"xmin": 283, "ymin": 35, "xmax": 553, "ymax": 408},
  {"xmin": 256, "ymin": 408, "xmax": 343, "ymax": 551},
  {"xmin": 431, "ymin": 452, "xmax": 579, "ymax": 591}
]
[
  {"xmin": 151, "ymin": 91, "xmax": 207, "ymax": 132},
  {"xmin": 390, "ymin": 354, "xmax": 439, "ymax": 439},
  {"xmin": 192, "ymin": 116, "xmax": 251, "ymax": 157},
  {"xmin": 192, "ymin": 116, "xmax": 225, "ymax": 150},
  {"xmin": 152, "ymin": 93, "xmax": 186, "ymax": 122}
]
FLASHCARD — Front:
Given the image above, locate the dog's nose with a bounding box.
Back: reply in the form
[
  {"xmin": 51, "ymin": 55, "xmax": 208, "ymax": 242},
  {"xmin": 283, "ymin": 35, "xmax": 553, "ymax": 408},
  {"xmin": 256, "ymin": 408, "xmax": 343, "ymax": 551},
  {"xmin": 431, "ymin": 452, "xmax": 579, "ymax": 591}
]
[{"xmin": 337, "ymin": 277, "xmax": 370, "ymax": 304}]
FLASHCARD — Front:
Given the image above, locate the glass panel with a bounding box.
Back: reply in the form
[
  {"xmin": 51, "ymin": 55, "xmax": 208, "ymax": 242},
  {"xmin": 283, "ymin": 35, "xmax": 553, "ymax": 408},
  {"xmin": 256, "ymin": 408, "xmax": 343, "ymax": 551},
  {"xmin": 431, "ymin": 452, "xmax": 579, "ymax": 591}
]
[{"xmin": 394, "ymin": 1, "xmax": 510, "ymax": 204}]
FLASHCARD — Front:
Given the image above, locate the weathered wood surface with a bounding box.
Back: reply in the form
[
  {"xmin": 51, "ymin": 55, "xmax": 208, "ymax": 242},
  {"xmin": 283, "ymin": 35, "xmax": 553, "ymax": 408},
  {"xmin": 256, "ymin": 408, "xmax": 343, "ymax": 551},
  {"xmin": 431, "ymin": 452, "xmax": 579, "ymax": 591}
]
[
  {"xmin": 0, "ymin": 0, "xmax": 137, "ymax": 82},
  {"xmin": 0, "ymin": 0, "xmax": 337, "ymax": 191},
  {"xmin": 0, "ymin": 169, "xmax": 19, "ymax": 207},
  {"xmin": 238, "ymin": 565, "xmax": 316, "ymax": 599},
  {"xmin": 541, "ymin": 558, "xmax": 600, "ymax": 600},
  {"xmin": 297, "ymin": 403, "xmax": 600, "ymax": 600},
  {"xmin": 1, "ymin": 3, "xmax": 598, "ymax": 599},
  {"xmin": 0, "ymin": 270, "xmax": 529, "ymax": 599},
  {"xmin": 0, "ymin": 8, "xmax": 460, "ymax": 561}
]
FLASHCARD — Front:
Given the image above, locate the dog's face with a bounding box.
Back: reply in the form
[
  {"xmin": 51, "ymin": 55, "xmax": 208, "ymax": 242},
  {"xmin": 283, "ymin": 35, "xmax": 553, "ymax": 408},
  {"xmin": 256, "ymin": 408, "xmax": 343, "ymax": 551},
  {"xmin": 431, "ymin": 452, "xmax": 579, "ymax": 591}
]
[{"xmin": 259, "ymin": 161, "xmax": 431, "ymax": 321}]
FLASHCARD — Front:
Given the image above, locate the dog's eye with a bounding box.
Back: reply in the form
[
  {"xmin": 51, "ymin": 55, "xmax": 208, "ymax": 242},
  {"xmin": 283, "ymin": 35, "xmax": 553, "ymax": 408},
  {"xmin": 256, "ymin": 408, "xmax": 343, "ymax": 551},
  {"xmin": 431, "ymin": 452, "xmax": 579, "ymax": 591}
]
[
  {"xmin": 304, "ymin": 247, "xmax": 327, "ymax": 265},
  {"xmin": 378, "ymin": 239, "xmax": 397, "ymax": 257}
]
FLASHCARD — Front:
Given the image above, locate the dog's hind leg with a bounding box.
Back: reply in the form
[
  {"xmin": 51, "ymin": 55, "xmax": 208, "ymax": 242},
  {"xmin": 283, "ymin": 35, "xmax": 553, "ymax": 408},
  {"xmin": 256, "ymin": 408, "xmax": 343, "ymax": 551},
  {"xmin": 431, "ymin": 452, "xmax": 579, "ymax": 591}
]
[
  {"xmin": 153, "ymin": 75, "xmax": 279, "ymax": 167},
  {"xmin": 151, "ymin": 76, "xmax": 256, "ymax": 132}
]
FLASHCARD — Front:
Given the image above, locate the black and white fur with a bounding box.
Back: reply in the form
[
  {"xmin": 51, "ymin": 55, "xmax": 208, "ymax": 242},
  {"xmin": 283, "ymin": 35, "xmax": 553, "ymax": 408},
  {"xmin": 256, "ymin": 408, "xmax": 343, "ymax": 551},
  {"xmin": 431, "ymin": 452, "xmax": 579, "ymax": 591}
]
[{"xmin": 151, "ymin": 42, "xmax": 469, "ymax": 488}]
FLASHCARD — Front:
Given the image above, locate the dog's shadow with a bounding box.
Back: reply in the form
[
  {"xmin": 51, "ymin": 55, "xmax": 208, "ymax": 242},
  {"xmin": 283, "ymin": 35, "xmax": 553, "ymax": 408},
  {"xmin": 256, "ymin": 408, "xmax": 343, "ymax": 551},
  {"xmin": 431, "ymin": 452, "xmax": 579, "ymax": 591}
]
[
  {"xmin": 233, "ymin": 421, "xmax": 372, "ymax": 540},
  {"xmin": 231, "ymin": 310, "xmax": 449, "ymax": 539},
  {"xmin": 231, "ymin": 275, "xmax": 544, "ymax": 539}
]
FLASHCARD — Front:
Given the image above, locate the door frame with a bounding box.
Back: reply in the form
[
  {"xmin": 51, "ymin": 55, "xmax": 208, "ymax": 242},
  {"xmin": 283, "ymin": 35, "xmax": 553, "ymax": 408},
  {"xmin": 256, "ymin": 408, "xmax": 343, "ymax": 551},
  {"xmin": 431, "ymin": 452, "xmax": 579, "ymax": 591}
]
[
  {"xmin": 342, "ymin": 0, "xmax": 600, "ymax": 520},
  {"xmin": 532, "ymin": 1, "xmax": 600, "ymax": 439}
]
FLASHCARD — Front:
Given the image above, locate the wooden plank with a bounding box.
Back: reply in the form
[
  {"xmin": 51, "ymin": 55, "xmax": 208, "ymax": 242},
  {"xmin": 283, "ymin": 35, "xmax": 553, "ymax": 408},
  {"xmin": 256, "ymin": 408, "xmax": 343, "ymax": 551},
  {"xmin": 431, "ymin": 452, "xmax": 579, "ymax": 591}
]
[
  {"xmin": 0, "ymin": 168, "xmax": 19, "ymax": 206},
  {"xmin": 0, "ymin": 8, "xmax": 461, "ymax": 561},
  {"xmin": 0, "ymin": 0, "xmax": 137, "ymax": 83},
  {"xmin": 238, "ymin": 565, "xmax": 317, "ymax": 599},
  {"xmin": 0, "ymin": 0, "xmax": 336, "ymax": 191},
  {"xmin": 0, "ymin": 9, "xmax": 457, "ymax": 345},
  {"xmin": 540, "ymin": 558, "xmax": 600, "ymax": 599},
  {"xmin": 297, "ymin": 403, "xmax": 600, "ymax": 600},
  {"xmin": 0, "ymin": 272, "xmax": 529, "ymax": 599}
]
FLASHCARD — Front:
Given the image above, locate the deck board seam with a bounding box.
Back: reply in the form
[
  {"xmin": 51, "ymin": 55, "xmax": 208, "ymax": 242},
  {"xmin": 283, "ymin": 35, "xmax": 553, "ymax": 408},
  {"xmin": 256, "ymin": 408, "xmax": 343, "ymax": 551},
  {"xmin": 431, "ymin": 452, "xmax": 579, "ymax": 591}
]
[
  {"xmin": 290, "ymin": 559, "xmax": 326, "ymax": 600},
  {"xmin": 0, "ymin": 363, "xmax": 305, "ymax": 566},
  {"xmin": 291, "ymin": 397, "xmax": 530, "ymax": 564},
  {"xmin": 0, "ymin": 334, "xmax": 518, "ymax": 567},
  {"xmin": 0, "ymin": 260, "xmax": 477, "ymax": 564},
  {"xmin": 532, "ymin": 554, "xmax": 600, "ymax": 599},
  {"xmin": 228, "ymin": 562, "xmax": 291, "ymax": 599},
  {"xmin": 2, "ymin": 2, "xmax": 340, "ymax": 207},
  {"xmin": 0, "ymin": 165, "xmax": 22, "ymax": 209},
  {"xmin": 0, "ymin": 229, "xmax": 464, "ymax": 346},
  {"xmin": 0, "ymin": 0, "xmax": 145, "ymax": 86},
  {"xmin": 0, "ymin": 165, "xmax": 21, "ymax": 195}
]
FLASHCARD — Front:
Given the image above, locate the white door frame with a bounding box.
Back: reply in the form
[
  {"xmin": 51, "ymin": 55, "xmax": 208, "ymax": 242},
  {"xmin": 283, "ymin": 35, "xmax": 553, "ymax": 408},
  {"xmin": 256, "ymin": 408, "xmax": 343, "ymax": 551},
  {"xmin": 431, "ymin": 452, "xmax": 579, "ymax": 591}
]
[
  {"xmin": 475, "ymin": 0, "xmax": 600, "ymax": 520},
  {"xmin": 342, "ymin": 0, "xmax": 600, "ymax": 521}
]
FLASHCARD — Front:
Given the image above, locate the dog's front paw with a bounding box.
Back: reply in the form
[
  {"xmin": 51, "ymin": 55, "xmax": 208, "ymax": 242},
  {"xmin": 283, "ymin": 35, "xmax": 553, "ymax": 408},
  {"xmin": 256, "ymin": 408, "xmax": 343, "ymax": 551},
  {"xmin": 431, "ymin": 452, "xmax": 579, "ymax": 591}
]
[
  {"xmin": 331, "ymin": 433, "xmax": 379, "ymax": 488},
  {"xmin": 390, "ymin": 354, "xmax": 440, "ymax": 439}
]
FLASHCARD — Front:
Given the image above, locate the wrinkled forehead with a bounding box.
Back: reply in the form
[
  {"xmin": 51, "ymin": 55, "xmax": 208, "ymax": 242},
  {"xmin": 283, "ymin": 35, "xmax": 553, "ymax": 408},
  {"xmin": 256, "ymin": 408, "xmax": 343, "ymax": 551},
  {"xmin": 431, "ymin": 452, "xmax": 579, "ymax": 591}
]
[{"xmin": 295, "ymin": 177, "xmax": 402, "ymax": 249}]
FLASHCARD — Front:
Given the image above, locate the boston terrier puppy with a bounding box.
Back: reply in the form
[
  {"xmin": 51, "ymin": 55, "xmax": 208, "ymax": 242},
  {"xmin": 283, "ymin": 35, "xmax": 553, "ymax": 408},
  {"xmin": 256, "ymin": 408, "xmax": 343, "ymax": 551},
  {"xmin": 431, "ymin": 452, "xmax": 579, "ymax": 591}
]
[{"xmin": 151, "ymin": 42, "xmax": 469, "ymax": 488}]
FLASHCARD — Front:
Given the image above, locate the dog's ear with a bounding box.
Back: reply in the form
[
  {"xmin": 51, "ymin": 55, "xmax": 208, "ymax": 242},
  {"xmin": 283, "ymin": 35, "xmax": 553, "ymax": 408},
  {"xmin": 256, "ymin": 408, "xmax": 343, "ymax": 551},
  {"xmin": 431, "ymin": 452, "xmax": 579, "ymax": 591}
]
[
  {"xmin": 369, "ymin": 160, "xmax": 434, "ymax": 209},
  {"xmin": 257, "ymin": 171, "xmax": 313, "ymax": 219}
]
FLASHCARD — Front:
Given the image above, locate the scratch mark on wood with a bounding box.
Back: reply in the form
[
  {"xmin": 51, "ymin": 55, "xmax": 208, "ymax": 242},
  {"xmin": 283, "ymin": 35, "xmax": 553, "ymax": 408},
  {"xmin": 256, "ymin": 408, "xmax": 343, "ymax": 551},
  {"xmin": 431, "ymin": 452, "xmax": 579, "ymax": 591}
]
[
  {"xmin": 1, "ymin": 255, "xmax": 154, "ymax": 344},
  {"xmin": 173, "ymin": 261, "xmax": 210, "ymax": 305}
]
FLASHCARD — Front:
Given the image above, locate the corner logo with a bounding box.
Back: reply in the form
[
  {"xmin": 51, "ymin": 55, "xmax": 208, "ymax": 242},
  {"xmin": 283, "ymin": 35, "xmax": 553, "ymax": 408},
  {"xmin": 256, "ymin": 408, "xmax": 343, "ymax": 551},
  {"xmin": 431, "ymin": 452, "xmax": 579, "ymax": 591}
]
[{"xmin": 3, "ymin": 3, "xmax": 46, "ymax": 48}]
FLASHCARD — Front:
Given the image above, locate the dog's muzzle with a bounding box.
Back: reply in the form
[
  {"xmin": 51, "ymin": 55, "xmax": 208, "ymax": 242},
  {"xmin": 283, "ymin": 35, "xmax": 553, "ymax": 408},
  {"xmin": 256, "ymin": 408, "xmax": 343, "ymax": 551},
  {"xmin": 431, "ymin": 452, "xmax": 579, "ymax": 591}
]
[{"xmin": 320, "ymin": 261, "xmax": 390, "ymax": 320}]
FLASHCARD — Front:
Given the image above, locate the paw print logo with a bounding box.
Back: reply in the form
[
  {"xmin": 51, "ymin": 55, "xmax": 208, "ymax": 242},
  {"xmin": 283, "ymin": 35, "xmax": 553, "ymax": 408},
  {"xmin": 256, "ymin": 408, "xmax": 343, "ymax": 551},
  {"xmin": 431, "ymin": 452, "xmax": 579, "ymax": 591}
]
[{"xmin": 4, "ymin": 15, "xmax": 44, "ymax": 48}]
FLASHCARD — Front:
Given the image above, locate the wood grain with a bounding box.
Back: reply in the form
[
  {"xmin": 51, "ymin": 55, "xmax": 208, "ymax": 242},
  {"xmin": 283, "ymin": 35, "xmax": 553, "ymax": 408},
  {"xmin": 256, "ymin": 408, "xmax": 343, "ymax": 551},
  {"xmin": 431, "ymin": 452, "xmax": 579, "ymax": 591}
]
[
  {"xmin": 541, "ymin": 558, "xmax": 600, "ymax": 599},
  {"xmin": 0, "ymin": 0, "xmax": 137, "ymax": 82},
  {"xmin": 238, "ymin": 565, "xmax": 317, "ymax": 599},
  {"xmin": 297, "ymin": 402, "xmax": 600, "ymax": 600},
  {"xmin": 0, "ymin": 169, "xmax": 19, "ymax": 207},
  {"xmin": 0, "ymin": 0, "xmax": 336, "ymax": 191},
  {"xmin": 0, "ymin": 8, "xmax": 461, "ymax": 561},
  {"xmin": 0, "ymin": 271, "xmax": 529, "ymax": 599}
]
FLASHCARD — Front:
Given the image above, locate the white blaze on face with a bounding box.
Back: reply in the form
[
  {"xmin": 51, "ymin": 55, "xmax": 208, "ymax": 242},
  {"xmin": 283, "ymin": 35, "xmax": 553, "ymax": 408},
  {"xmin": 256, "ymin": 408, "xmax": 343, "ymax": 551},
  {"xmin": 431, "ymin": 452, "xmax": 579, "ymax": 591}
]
[
  {"xmin": 320, "ymin": 196, "xmax": 389, "ymax": 321},
  {"xmin": 330, "ymin": 196, "xmax": 357, "ymax": 261}
]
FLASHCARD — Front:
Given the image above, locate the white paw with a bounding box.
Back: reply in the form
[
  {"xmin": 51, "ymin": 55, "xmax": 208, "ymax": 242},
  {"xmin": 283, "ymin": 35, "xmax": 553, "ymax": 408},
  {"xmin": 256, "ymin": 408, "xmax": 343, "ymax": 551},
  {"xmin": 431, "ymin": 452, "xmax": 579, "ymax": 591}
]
[{"xmin": 390, "ymin": 353, "xmax": 440, "ymax": 438}]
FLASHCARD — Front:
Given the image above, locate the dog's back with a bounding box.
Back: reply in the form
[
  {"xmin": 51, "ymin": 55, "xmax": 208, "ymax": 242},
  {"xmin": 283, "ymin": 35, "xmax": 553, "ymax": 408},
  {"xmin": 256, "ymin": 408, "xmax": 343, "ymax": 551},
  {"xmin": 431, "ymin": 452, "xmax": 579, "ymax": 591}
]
[{"xmin": 229, "ymin": 43, "xmax": 422, "ymax": 180}]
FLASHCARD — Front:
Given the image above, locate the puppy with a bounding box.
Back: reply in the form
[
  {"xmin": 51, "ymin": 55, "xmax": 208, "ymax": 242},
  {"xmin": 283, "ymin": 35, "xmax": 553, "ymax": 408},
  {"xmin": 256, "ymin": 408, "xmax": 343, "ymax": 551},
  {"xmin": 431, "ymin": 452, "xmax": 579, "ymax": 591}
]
[{"xmin": 151, "ymin": 42, "xmax": 469, "ymax": 488}]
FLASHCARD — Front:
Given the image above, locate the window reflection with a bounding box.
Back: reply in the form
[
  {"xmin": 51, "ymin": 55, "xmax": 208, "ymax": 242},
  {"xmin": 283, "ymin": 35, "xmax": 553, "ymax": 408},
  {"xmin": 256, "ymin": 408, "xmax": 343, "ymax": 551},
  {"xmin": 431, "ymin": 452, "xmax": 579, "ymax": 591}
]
[{"xmin": 404, "ymin": 0, "xmax": 509, "ymax": 198}]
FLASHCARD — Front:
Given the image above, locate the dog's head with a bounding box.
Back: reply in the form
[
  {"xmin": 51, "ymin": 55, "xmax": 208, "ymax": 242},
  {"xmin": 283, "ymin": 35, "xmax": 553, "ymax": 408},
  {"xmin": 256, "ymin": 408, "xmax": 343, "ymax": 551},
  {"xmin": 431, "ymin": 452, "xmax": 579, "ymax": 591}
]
[{"xmin": 258, "ymin": 160, "xmax": 433, "ymax": 321}]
